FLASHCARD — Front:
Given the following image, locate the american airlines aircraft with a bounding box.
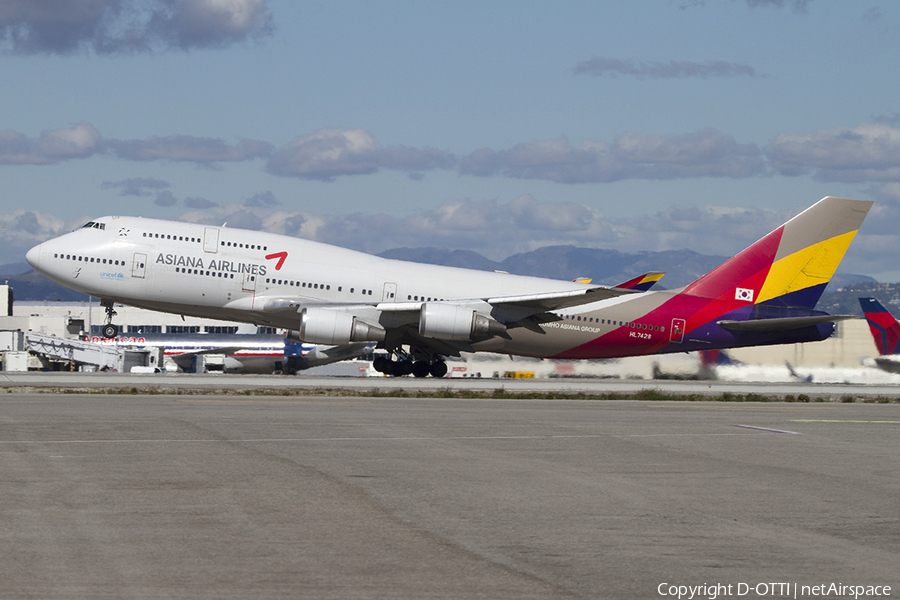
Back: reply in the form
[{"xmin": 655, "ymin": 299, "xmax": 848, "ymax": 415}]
[
  {"xmin": 25, "ymin": 196, "xmax": 871, "ymax": 377},
  {"xmin": 86, "ymin": 332, "xmax": 372, "ymax": 374}
]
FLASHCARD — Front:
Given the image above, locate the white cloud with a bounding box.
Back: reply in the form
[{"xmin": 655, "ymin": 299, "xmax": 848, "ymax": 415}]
[
  {"xmin": 266, "ymin": 128, "xmax": 456, "ymax": 181},
  {"xmin": 768, "ymin": 124, "xmax": 900, "ymax": 182},
  {"xmin": 0, "ymin": 122, "xmax": 102, "ymax": 164},
  {"xmin": 460, "ymin": 129, "xmax": 765, "ymax": 183},
  {"xmin": 7, "ymin": 120, "xmax": 900, "ymax": 194},
  {"xmin": 157, "ymin": 0, "xmax": 273, "ymax": 50},
  {"xmin": 0, "ymin": 0, "xmax": 274, "ymax": 55}
]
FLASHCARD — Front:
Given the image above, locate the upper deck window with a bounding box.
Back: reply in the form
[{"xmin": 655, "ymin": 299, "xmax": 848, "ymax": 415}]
[{"xmin": 81, "ymin": 222, "xmax": 106, "ymax": 230}]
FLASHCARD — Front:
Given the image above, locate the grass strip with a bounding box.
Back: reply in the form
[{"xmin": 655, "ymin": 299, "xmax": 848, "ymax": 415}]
[{"xmin": 0, "ymin": 385, "xmax": 897, "ymax": 403}]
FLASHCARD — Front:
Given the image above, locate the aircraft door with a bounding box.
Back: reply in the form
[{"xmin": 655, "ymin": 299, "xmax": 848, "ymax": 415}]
[
  {"xmin": 242, "ymin": 272, "xmax": 257, "ymax": 292},
  {"xmin": 670, "ymin": 318, "xmax": 686, "ymax": 343},
  {"xmin": 131, "ymin": 252, "xmax": 147, "ymax": 278},
  {"xmin": 203, "ymin": 227, "xmax": 219, "ymax": 253},
  {"xmin": 382, "ymin": 282, "xmax": 397, "ymax": 302}
]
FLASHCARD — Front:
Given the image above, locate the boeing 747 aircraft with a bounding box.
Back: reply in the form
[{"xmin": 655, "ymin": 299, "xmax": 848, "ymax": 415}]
[{"xmin": 26, "ymin": 196, "xmax": 871, "ymax": 377}]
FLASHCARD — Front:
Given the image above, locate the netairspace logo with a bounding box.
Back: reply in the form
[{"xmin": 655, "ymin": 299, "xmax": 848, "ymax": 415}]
[{"xmin": 657, "ymin": 582, "xmax": 892, "ymax": 599}]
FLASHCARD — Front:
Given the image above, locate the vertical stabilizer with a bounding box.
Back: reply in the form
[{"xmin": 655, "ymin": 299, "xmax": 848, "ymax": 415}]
[
  {"xmin": 859, "ymin": 297, "xmax": 900, "ymax": 355},
  {"xmin": 682, "ymin": 197, "xmax": 872, "ymax": 310}
]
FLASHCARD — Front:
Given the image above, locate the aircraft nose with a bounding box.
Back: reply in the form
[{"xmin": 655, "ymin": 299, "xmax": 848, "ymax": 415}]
[{"xmin": 25, "ymin": 243, "xmax": 42, "ymax": 270}]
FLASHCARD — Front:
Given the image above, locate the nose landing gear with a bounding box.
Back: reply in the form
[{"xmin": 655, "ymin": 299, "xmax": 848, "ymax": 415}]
[{"xmin": 101, "ymin": 300, "xmax": 119, "ymax": 339}]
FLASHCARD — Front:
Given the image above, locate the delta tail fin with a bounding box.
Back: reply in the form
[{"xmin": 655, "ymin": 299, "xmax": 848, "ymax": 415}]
[
  {"xmin": 682, "ymin": 196, "xmax": 872, "ymax": 310},
  {"xmin": 859, "ymin": 297, "xmax": 900, "ymax": 356}
]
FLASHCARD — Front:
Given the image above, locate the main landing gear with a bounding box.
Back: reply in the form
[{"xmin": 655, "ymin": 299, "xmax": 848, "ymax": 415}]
[
  {"xmin": 373, "ymin": 352, "xmax": 448, "ymax": 378},
  {"xmin": 101, "ymin": 300, "xmax": 119, "ymax": 339}
]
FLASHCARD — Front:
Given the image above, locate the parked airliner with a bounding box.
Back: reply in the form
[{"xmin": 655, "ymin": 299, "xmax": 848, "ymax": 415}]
[
  {"xmin": 26, "ymin": 196, "xmax": 871, "ymax": 377},
  {"xmin": 87, "ymin": 331, "xmax": 372, "ymax": 374}
]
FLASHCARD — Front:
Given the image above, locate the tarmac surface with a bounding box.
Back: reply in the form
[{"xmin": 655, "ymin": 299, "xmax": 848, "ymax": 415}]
[{"xmin": 1, "ymin": 386, "xmax": 898, "ymax": 599}]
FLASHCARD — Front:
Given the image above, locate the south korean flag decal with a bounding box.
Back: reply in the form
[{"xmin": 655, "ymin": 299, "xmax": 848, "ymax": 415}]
[{"xmin": 735, "ymin": 287, "xmax": 754, "ymax": 302}]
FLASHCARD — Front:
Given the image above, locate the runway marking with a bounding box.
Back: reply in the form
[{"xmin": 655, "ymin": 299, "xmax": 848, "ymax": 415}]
[
  {"xmin": 790, "ymin": 419, "xmax": 900, "ymax": 424},
  {"xmin": 734, "ymin": 424, "xmax": 800, "ymax": 434}
]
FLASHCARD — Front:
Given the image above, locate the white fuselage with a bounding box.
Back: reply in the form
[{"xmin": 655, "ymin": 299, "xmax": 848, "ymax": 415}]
[{"xmin": 26, "ymin": 216, "xmax": 628, "ymax": 358}]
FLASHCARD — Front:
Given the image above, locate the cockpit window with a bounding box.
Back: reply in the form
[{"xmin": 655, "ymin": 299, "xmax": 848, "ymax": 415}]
[{"xmin": 81, "ymin": 222, "xmax": 106, "ymax": 230}]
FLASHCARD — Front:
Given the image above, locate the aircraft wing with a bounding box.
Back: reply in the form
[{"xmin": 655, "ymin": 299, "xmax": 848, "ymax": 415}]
[
  {"xmin": 612, "ymin": 271, "xmax": 665, "ymax": 292},
  {"xmin": 572, "ymin": 271, "xmax": 665, "ymax": 291},
  {"xmin": 486, "ymin": 285, "xmax": 641, "ymax": 312},
  {"xmin": 253, "ymin": 282, "xmax": 654, "ymax": 358},
  {"xmin": 363, "ymin": 284, "xmax": 647, "ymax": 356}
]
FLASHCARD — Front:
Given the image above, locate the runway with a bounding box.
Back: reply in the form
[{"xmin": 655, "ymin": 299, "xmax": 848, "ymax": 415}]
[{"xmin": 1, "ymin": 391, "xmax": 897, "ymax": 599}]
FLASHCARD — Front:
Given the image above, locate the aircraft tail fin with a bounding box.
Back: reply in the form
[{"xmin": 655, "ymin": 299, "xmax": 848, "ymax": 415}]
[
  {"xmin": 859, "ymin": 297, "xmax": 900, "ymax": 356},
  {"xmin": 681, "ymin": 196, "xmax": 872, "ymax": 310},
  {"xmin": 613, "ymin": 271, "xmax": 665, "ymax": 292}
]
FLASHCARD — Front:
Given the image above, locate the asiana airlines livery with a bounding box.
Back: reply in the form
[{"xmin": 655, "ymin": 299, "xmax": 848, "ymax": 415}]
[{"xmin": 26, "ymin": 196, "xmax": 871, "ymax": 377}]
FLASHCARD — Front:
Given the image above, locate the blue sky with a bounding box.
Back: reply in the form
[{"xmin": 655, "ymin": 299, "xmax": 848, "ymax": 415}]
[{"xmin": 3, "ymin": 0, "xmax": 900, "ymax": 280}]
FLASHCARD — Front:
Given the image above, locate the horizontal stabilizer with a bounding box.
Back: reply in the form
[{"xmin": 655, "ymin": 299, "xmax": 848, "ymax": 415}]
[{"xmin": 717, "ymin": 314, "xmax": 857, "ymax": 332}]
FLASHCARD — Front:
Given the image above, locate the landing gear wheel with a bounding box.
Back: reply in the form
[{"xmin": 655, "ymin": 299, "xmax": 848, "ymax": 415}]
[
  {"xmin": 412, "ymin": 361, "xmax": 431, "ymax": 378},
  {"xmin": 429, "ymin": 361, "xmax": 448, "ymax": 378},
  {"xmin": 101, "ymin": 300, "xmax": 119, "ymax": 339},
  {"xmin": 373, "ymin": 356, "xmax": 390, "ymax": 373}
]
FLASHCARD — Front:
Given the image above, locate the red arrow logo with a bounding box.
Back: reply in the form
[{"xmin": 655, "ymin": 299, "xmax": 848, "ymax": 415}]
[{"xmin": 265, "ymin": 251, "xmax": 288, "ymax": 270}]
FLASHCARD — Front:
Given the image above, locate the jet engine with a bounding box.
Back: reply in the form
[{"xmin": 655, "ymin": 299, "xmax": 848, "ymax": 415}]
[
  {"xmin": 418, "ymin": 303, "xmax": 506, "ymax": 341},
  {"xmin": 298, "ymin": 307, "xmax": 386, "ymax": 344}
]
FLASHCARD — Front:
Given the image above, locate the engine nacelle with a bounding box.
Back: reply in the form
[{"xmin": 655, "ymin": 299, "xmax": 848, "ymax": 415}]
[
  {"xmin": 298, "ymin": 307, "xmax": 386, "ymax": 344},
  {"xmin": 418, "ymin": 303, "xmax": 506, "ymax": 341}
]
